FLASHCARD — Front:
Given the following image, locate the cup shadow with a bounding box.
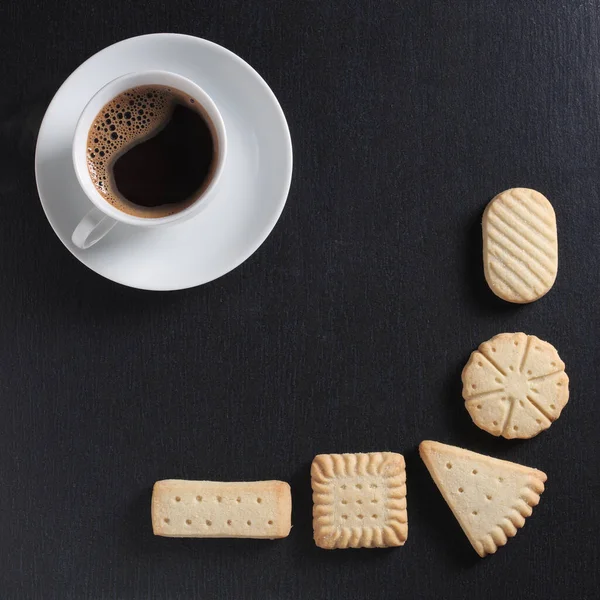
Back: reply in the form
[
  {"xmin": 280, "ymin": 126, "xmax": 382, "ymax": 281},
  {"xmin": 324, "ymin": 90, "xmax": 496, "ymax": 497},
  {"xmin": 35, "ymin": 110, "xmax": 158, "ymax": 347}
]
[{"xmin": 28, "ymin": 145, "xmax": 191, "ymax": 309}]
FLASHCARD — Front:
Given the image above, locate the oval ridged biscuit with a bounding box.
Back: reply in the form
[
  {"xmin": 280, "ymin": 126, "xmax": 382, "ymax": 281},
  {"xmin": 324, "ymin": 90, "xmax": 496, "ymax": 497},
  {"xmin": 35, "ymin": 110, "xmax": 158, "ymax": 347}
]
[{"xmin": 483, "ymin": 188, "xmax": 558, "ymax": 303}]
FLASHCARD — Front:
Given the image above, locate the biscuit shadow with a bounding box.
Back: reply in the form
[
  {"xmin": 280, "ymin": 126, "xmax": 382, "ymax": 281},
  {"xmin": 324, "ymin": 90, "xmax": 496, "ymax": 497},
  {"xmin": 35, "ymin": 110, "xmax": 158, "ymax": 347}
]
[
  {"xmin": 404, "ymin": 446, "xmax": 480, "ymax": 568},
  {"xmin": 289, "ymin": 461, "xmax": 316, "ymax": 557},
  {"xmin": 463, "ymin": 204, "xmax": 519, "ymax": 315},
  {"xmin": 122, "ymin": 487, "xmax": 163, "ymax": 556},
  {"xmin": 175, "ymin": 535, "xmax": 277, "ymax": 558}
]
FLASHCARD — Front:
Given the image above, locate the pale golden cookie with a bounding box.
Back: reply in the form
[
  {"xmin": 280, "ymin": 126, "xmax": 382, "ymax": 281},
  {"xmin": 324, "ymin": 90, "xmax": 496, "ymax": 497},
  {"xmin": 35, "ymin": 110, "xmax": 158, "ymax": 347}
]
[
  {"xmin": 462, "ymin": 332, "xmax": 569, "ymax": 439},
  {"xmin": 311, "ymin": 452, "xmax": 407, "ymax": 549},
  {"xmin": 419, "ymin": 441, "xmax": 547, "ymax": 557},
  {"xmin": 151, "ymin": 480, "xmax": 291, "ymax": 539},
  {"xmin": 483, "ymin": 188, "xmax": 558, "ymax": 303}
]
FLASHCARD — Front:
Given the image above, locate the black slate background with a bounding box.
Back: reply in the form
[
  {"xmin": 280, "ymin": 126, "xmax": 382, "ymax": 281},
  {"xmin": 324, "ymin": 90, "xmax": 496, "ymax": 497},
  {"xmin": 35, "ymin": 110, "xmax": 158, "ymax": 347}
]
[{"xmin": 1, "ymin": 1, "xmax": 600, "ymax": 599}]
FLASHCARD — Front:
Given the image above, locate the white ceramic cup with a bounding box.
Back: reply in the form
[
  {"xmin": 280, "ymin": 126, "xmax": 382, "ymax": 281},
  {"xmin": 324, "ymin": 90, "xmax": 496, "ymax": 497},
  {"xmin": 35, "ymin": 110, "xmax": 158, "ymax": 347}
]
[{"xmin": 71, "ymin": 70, "xmax": 227, "ymax": 249}]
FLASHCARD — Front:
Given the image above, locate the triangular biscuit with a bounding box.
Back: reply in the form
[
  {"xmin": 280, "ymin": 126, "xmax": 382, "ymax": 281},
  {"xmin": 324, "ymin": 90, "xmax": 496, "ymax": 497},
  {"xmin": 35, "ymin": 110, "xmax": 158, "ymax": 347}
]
[{"xmin": 419, "ymin": 441, "xmax": 546, "ymax": 557}]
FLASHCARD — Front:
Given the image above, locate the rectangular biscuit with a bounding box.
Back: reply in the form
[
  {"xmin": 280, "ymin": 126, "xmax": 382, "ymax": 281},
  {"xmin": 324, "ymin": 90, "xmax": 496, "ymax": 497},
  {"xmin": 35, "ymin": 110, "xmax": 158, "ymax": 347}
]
[
  {"xmin": 311, "ymin": 452, "xmax": 407, "ymax": 549},
  {"xmin": 152, "ymin": 480, "xmax": 292, "ymax": 539}
]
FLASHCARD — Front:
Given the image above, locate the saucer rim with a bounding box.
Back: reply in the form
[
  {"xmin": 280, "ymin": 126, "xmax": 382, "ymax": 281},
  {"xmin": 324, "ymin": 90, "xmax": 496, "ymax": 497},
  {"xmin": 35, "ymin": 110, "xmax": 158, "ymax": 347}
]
[{"xmin": 34, "ymin": 33, "xmax": 293, "ymax": 291}]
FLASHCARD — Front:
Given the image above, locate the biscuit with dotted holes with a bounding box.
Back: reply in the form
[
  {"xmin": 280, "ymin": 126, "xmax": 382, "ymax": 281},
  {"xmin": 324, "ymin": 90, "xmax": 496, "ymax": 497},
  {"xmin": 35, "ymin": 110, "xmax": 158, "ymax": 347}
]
[
  {"xmin": 419, "ymin": 441, "xmax": 547, "ymax": 557},
  {"xmin": 483, "ymin": 188, "xmax": 558, "ymax": 303},
  {"xmin": 151, "ymin": 480, "xmax": 291, "ymax": 539},
  {"xmin": 311, "ymin": 452, "xmax": 407, "ymax": 549},
  {"xmin": 462, "ymin": 332, "xmax": 569, "ymax": 439}
]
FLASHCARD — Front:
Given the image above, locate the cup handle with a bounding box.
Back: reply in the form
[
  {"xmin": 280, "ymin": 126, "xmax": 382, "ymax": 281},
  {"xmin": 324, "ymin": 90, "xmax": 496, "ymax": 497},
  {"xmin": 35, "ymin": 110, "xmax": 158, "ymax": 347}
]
[{"xmin": 72, "ymin": 208, "xmax": 117, "ymax": 249}]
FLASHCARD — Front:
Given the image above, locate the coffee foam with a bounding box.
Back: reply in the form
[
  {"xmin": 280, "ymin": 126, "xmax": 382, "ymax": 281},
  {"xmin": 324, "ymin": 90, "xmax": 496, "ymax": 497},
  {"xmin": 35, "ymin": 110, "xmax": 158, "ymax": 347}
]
[{"xmin": 86, "ymin": 85, "xmax": 205, "ymax": 218}]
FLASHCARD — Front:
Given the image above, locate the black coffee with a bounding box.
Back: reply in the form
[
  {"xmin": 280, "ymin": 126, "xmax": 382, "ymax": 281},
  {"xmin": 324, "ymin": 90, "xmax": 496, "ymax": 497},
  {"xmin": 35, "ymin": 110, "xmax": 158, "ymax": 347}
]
[{"xmin": 86, "ymin": 85, "xmax": 216, "ymax": 218}]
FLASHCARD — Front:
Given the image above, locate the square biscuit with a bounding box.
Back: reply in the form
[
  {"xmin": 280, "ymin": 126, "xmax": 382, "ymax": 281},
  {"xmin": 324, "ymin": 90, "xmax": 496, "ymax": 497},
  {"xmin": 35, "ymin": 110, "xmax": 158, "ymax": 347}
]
[
  {"xmin": 311, "ymin": 452, "xmax": 407, "ymax": 549},
  {"xmin": 152, "ymin": 480, "xmax": 291, "ymax": 539}
]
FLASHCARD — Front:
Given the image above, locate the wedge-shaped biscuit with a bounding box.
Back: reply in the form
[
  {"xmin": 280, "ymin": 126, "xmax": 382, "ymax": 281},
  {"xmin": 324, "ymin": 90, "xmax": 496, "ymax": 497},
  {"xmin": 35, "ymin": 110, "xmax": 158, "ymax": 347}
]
[
  {"xmin": 419, "ymin": 441, "xmax": 546, "ymax": 557},
  {"xmin": 151, "ymin": 480, "xmax": 291, "ymax": 539},
  {"xmin": 311, "ymin": 452, "xmax": 407, "ymax": 549},
  {"xmin": 483, "ymin": 188, "xmax": 558, "ymax": 303},
  {"xmin": 462, "ymin": 332, "xmax": 569, "ymax": 439}
]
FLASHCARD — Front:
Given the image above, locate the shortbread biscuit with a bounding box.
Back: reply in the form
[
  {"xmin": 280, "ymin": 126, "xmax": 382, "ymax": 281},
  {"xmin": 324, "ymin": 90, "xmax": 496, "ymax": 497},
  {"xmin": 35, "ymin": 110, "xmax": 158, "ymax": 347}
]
[
  {"xmin": 483, "ymin": 188, "xmax": 558, "ymax": 303},
  {"xmin": 151, "ymin": 480, "xmax": 291, "ymax": 539},
  {"xmin": 311, "ymin": 452, "xmax": 407, "ymax": 549},
  {"xmin": 419, "ymin": 441, "xmax": 546, "ymax": 557},
  {"xmin": 462, "ymin": 332, "xmax": 569, "ymax": 439}
]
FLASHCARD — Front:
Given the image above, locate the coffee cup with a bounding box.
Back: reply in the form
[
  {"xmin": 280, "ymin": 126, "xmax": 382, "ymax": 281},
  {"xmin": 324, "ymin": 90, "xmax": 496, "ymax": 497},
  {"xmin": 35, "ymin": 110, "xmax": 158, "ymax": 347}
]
[{"xmin": 71, "ymin": 70, "xmax": 227, "ymax": 249}]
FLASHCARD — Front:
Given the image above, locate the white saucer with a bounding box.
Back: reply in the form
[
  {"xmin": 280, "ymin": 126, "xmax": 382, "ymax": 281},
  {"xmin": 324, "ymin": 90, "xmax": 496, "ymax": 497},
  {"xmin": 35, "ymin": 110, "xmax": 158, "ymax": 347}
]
[{"xmin": 35, "ymin": 34, "xmax": 293, "ymax": 290}]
